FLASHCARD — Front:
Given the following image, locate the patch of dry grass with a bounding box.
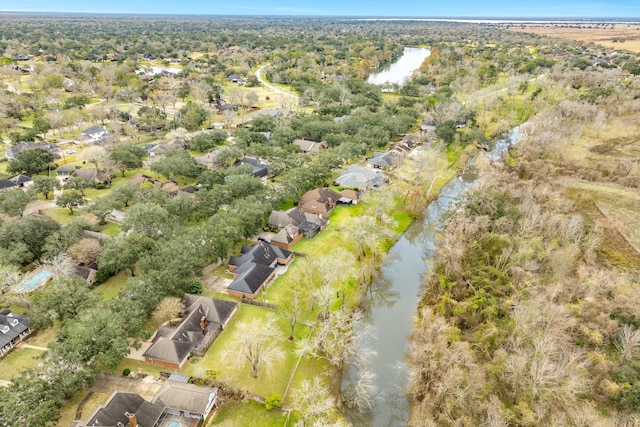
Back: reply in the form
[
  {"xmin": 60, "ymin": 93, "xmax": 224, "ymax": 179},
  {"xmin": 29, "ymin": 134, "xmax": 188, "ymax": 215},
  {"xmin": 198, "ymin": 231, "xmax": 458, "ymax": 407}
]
[
  {"xmin": 505, "ymin": 23, "xmax": 640, "ymax": 52},
  {"xmin": 568, "ymin": 180, "xmax": 640, "ymax": 254}
]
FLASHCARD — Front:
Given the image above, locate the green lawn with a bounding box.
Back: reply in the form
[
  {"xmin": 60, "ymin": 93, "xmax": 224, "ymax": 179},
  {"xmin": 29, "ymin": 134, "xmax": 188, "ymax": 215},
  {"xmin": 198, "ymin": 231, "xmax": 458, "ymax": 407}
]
[
  {"xmin": 181, "ymin": 304, "xmax": 306, "ymax": 399},
  {"xmin": 0, "ymin": 347, "xmax": 45, "ymax": 380},
  {"xmin": 92, "ymin": 271, "xmax": 129, "ymax": 300},
  {"xmin": 43, "ymin": 207, "xmax": 78, "ymax": 224},
  {"xmin": 282, "ymin": 355, "xmax": 332, "ymax": 405},
  {"xmin": 27, "ymin": 323, "xmax": 60, "ymax": 347},
  {"xmin": 210, "ymin": 400, "xmax": 289, "ymax": 426},
  {"xmin": 291, "ymin": 205, "xmax": 360, "ymax": 257},
  {"xmin": 110, "ymin": 357, "xmax": 168, "ymax": 377},
  {"xmin": 57, "ymin": 390, "xmax": 108, "ymax": 427},
  {"xmin": 97, "ymin": 220, "xmax": 121, "ymax": 236}
]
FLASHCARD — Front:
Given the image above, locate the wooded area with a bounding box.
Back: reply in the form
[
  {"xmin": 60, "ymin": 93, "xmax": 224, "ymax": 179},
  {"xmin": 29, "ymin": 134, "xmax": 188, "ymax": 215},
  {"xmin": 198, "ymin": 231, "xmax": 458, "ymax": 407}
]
[{"xmin": 0, "ymin": 14, "xmax": 639, "ymax": 426}]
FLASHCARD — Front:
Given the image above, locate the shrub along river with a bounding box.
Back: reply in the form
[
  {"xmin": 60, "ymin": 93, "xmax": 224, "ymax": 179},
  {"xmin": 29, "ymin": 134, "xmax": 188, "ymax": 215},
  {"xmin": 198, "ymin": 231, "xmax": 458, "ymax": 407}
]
[{"xmin": 342, "ymin": 128, "xmax": 520, "ymax": 426}]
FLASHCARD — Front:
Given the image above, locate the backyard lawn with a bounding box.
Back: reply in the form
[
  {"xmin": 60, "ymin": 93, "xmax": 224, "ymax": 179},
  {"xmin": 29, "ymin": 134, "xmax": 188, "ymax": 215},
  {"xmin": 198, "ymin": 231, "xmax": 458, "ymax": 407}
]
[
  {"xmin": 0, "ymin": 347, "xmax": 45, "ymax": 380},
  {"xmin": 210, "ymin": 400, "xmax": 290, "ymax": 426},
  {"xmin": 110, "ymin": 357, "xmax": 168, "ymax": 377},
  {"xmin": 291, "ymin": 205, "xmax": 360, "ymax": 257},
  {"xmin": 27, "ymin": 323, "xmax": 60, "ymax": 347},
  {"xmin": 56, "ymin": 389, "xmax": 110, "ymax": 427},
  {"xmin": 180, "ymin": 304, "xmax": 307, "ymax": 399},
  {"xmin": 92, "ymin": 271, "xmax": 129, "ymax": 300}
]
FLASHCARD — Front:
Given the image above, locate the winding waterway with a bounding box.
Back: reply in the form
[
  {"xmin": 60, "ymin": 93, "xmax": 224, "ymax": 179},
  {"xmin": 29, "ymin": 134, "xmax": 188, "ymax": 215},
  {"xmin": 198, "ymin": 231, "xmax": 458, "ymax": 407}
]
[
  {"xmin": 367, "ymin": 47, "xmax": 431, "ymax": 86},
  {"xmin": 343, "ymin": 128, "xmax": 520, "ymax": 426}
]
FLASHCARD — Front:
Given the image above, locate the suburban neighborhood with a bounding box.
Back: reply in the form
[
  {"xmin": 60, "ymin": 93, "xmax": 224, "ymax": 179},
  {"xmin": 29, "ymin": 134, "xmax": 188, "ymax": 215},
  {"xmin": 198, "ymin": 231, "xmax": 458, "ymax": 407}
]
[{"xmin": 2, "ymin": 12, "xmax": 640, "ymax": 427}]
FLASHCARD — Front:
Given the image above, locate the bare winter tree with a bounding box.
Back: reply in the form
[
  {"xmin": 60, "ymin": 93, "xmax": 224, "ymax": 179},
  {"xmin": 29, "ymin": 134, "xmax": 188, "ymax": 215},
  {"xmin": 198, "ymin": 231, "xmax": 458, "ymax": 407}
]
[
  {"xmin": 152, "ymin": 296, "xmax": 183, "ymax": 324},
  {"xmin": 283, "ymin": 288, "xmax": 303, "ymax": 340},
  {"xmin": 37, "ymin": 253, "xmax": 76, "ymax": 280},
  {"xmin": 615, "ymin": 324, "xmax": 640, "ymax": 361},
  {"xmin": 289, "ymin": 376, "xmax": 343, "ymax": 427},
  {"xmin": 222, "ymin": 315, "xmax": 284, "ymax": 378},
  {"xmin": 67, "ymin": 238, "xmax": 102, "ymax": 265}
]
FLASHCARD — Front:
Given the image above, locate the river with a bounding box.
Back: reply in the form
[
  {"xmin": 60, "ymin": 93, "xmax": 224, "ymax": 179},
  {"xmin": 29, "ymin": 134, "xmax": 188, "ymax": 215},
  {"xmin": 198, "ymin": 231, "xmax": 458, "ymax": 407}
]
[
  {"xmin": 343, "ymin": 128, "xmax": 520, "ymax": 426},
  {"xmin": 367, "ymin": 47, "xmax": 431, "ymax": 86}
]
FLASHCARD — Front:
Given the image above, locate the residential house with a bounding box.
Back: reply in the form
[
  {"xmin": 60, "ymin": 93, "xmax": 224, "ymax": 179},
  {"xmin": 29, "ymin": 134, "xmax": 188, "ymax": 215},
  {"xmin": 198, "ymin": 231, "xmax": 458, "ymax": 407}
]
[
  {"xmin": 148, "ymin": 139, "xmax": 187, "ymax": 158},
  {"xmin": 5, "ymin": 141, "xmax": 60, "ymax": 161},
  {"xmin": 226, "ymin": 242, "xmax": 293, "ymax": 299},
  {"xmin": 226, "ymin": 262, "xmax": 276, "ymax": 300},
  {"xmin": 128, "ymin": 173, "xmax": 194, "ymax": 198},
  {"xmin": 338, "ymin": 189, "xmax": 360, "ymax": 205},
  {"xmin": 234, "ymin": 156, "xmax": 269, "ymax": 178},
  {"xmin": 270, "ymin": 224, "xmax": 302, "ymax": 249},
  {"xmin": 298, "ymin": 188, "xmax": 342, "ymax": 218},
  {"xmin": 153, "ymin": 380, "xmax": 217, "ymax": 421},
  {"xmin": 259, "ymin": 131, "xmax": 272, "ymax": 141},
  {"xmin": 0, "ymin": 179, "xmax": 17, "ymax": 191},
  {"xmin": 194, "ymin": 150, "xmax": 224, "ymax": 170},
  {"xmin": 266, "ymin": 207, "xmax": 328, "ymax": 248},
  {"xmin": 228, "ymin": 241, "xmax": 293, "ymax": 271},
  {"xmin": 78, "ymin": 126, "xmax": 109, "ymax": 144},
  {"xmin": 228, "ymin": 73, "xmax": 247, "ymax": 84},
  {"xmin": 9, "ymin": 174, "xmax": 33, "ymax": 188},
  {"xmin": 12, "ymin": 54, "xmax": 31, "ymax": 61},
  {"xmin": 292, "ymin": 139, "xmax": 328, "ymax": 154},
  {"xmin": 136, "ymin": 66, "xmax": 182, "ymax": 77},
  {"xmin": 129, "ymin": 173, "xmax": 153, "ymax": 187},
  {"xmin": 366, "ymin": 150, "xmax": 402, "ymax": 170},
  {"xmin": 56, "ymin": 165, "xmax": 80, "ymax": 182},
  {"xmin": 72, "ymin": 381, "xmax": 218, "ymax": 426},
  {"xmin": 73, "ymin": 168, "xmax": 97, "ymax": 180},
  {"xmin": 72, "ymin": 265, "xmax": 98, "ymax": 285},
  {"xmin": 334, "ymin": 165, "xmax": 388, "ymax": 191},
  {"xmin": 143, "ymin": 295, "xmax": 238, "ymax": 368},
  {"xmin": 0, "ymin": 309, "xmax": 33, "ymax": 357}
]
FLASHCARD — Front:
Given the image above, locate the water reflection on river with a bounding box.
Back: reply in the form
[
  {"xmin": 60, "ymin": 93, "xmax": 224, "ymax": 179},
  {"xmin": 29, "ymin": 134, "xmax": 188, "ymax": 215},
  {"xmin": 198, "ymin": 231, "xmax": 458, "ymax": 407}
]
[
  {"xmin": 342, "ymin": 129, "xmax": 519, "ymax": 426},
  {"xmin": 367, "ymin": 47, "xmax": 431, "ymax": 86}
]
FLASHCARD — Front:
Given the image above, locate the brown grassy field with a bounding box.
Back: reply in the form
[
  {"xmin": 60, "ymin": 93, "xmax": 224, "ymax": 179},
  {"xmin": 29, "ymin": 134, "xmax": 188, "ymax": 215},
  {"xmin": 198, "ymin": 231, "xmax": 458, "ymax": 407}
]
[{"xmin": 501, "ymin": 23, "xmax": 640, "ymax": 52}]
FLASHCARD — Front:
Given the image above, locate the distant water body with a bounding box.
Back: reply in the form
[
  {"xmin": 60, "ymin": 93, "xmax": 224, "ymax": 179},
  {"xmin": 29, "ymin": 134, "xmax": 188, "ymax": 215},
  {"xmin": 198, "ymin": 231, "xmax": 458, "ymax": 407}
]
[{"xmin": 367, "ymin": 47, "xmax": 431, "ymax": 86}]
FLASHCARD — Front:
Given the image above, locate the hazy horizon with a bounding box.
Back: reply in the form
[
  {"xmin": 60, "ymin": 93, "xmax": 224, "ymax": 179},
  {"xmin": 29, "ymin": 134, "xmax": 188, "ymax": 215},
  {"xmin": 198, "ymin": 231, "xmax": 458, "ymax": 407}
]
[{"xmin": 1, "ymin": 0, "xmax": 639, "ymax": 19}]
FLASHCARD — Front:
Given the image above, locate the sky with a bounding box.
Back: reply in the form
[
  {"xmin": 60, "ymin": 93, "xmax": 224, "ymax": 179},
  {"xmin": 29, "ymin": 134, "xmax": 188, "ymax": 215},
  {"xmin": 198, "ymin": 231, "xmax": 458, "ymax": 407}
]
[{"xmin": 1, "ymin": 0, "xmax": 639, "ymax": 18}]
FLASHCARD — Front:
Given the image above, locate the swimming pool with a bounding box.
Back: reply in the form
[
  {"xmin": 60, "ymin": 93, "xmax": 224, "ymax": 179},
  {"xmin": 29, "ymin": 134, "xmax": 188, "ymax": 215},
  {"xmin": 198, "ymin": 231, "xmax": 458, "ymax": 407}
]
[
  {"xmin": 17, "ymin": 269, "xmax": 53, "ymax": 292},
  {"xmin": 167, "ymin": 421, "xmax": 181, "ymax": 427}
]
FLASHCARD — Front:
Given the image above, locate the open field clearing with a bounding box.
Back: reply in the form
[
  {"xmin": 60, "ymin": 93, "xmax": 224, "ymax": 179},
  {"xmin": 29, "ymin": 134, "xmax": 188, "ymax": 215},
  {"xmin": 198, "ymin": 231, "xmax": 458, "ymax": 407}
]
[
  {"xmin": 568, "ymin": 180, "xmax": 640, "ymax": 255},
  {"xmin": 503, "ymin": 23, "xmax": 640, "ymax": 52}
]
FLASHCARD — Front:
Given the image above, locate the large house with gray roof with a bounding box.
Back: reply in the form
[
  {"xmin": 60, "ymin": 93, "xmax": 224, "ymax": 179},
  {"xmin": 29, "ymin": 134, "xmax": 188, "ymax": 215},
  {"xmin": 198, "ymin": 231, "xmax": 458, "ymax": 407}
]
[
  {"xmin": 5, "ymin": 141, "xmax": 60, "ymax": 161},
  {"xmin": 0, "ymin": 309, "xmax": 33, "ymax": 357},
  {"xmin": 72, "ymin": 380, "xmax": 217, "ymax": 426},
  {"xmin": 142, "ymin": 294, "xmax": 237, "ymax": 369},
  {"xmin": 266, "ymin": 207, "xmax": 328, "ymax": 249},
  {"xmin": 334, "ymin": 164, "xmax": 388, "ymax": 191},
  {"xmin": 226, "ymin": 242, "xmax": 293, "ymax": 300}
]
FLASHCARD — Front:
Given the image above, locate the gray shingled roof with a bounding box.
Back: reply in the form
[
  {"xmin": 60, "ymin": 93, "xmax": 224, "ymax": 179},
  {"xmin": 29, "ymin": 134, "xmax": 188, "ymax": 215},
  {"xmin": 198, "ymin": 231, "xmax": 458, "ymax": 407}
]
[
  {"xmin": 153, "ymin": 380, "xmax": 217, "ymax": 417},
  {"xmin": 0, "ymin": 310, "xmax": 32, "ymax": 350},
  {"xmin": 229, "ymin": 241, "xmax": 289, "ymax": 269},
  {"xmin": 143, "ymin": 295, "xmax": 237, "ymax": 366},
  {"xmin": 0, "ymin": 179, "xmax": 16, "ymax": 190},
  {"xmin": 227, "ymin": 262, "xmax": 274, "ymax": 296},
  {"xmin": 83, "ymin": 391, "xmax": 164, "ymax": 427},
  {"xmin": 142, "ymin": 338, "xmax": 193, "ymax": 366}
]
